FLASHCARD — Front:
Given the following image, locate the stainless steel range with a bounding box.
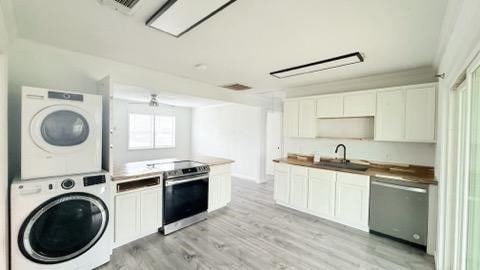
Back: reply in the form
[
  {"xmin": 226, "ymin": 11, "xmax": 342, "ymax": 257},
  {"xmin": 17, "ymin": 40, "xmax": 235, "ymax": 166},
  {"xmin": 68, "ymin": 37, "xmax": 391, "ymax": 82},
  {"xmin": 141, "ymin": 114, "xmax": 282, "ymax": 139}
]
[{"xmin": 148, "ymin": 160, "xmax": 210, "ymax": 235}]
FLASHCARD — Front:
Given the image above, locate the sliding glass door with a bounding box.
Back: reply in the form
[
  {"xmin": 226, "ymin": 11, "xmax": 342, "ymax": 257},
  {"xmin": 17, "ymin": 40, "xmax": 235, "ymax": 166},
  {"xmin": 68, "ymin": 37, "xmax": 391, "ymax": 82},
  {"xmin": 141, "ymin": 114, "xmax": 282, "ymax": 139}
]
[{"xmin": 466, "ymin": 64, "xmax": 480, "ymax": 269}]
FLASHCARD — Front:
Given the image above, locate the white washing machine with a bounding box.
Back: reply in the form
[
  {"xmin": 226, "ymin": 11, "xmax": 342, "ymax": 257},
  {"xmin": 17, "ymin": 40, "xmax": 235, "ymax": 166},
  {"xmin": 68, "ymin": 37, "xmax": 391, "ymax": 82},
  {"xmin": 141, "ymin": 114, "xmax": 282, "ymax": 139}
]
[
  {"xmin": 21, "ymin": 86, "xmax": 102, "ymax": 179},
  {"xmin": 10, "ymin": 172, "xmax": 113, "ymax": 270}
]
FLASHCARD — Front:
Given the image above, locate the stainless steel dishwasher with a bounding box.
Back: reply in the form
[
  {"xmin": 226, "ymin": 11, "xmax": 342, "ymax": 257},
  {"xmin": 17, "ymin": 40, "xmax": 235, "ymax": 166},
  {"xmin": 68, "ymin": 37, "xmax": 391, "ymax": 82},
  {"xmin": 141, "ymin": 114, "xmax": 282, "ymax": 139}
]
[{"xmin": 369, "ymin": 177, "xmax": 429, "ymax": 246}]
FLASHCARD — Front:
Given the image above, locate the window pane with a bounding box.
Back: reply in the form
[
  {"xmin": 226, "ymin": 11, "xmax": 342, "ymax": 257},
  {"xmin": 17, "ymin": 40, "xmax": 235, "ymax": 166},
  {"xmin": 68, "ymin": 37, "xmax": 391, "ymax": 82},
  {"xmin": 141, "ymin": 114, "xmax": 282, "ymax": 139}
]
[
  {"xmin": 155, "ymin": 116, "xmax": 175, "ymax": 148},
  {"xmin": 129, "ymin": 114, "xmax": 154, "ymax": 149}
]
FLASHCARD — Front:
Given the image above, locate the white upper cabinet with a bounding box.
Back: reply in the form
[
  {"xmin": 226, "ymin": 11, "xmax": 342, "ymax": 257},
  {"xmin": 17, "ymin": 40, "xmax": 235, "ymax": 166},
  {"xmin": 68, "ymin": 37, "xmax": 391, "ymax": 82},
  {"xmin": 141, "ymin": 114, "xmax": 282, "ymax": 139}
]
[
  {"xmin": 375, "ymin": 84, "xmax": 436, "ymax": 142},
  {"xmin": 405, "ymin": 86, "xmax": 436, "ymax": 142},
  {"xmin": 343, "ymin": 92, "xmax": 376, "ymax": 117},
  {"xmin": 285, "ymin": 98, "xmax": 316, "ymax": 138},
  {"xmin": 284, "ymin": 83, "xmax": 436, "ymax": 142},
  {"xmin": 316, "ymin": 95, "xmax": 343, "ymax": 118},
  {"xmin": 375, "ymin": 89, "xmax": 406, "ymax": 141},
  {"xmin": 284, "ymin": 100, "xmax": 299, "ymax": 137},
  {"xmin": 298, "ymin": 99, "xmax": 316, "ymax": 138}
]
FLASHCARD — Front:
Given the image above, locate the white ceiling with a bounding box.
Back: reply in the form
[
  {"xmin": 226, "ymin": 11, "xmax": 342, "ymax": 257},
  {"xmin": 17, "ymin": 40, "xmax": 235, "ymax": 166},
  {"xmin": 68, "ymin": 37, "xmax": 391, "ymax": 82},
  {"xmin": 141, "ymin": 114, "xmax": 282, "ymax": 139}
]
[
  {"xmin": 10, "ymin": 0, "xmax": 447, "ymax": 92},
  {"xmin": 114, "ymin": 84, "xmax": 228, "ymax": 108}
]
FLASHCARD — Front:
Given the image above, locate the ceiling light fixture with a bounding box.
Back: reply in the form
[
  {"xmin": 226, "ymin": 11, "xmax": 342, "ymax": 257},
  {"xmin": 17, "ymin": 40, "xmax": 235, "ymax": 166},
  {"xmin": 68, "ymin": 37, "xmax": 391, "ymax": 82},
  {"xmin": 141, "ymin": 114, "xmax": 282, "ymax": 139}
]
[
  {"xmin": 146, "ymin": 0, "xmax": 237, "ymax": 38},
  {"xmin": 270, "ymin": 52, "xmax": 364, "ymax": 79}
]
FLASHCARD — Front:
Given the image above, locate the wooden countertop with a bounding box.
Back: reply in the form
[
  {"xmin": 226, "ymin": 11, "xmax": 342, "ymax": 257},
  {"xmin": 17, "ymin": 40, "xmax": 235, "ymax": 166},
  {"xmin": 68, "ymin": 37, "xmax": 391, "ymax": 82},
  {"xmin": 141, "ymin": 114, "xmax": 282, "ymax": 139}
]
[
  {"xmin": 274, "ymin": 157, "xmax": 436, "ymax": 185},
  {"xmin": 112, "ymin": 156, "xmax": 234, "ymax": 181}
]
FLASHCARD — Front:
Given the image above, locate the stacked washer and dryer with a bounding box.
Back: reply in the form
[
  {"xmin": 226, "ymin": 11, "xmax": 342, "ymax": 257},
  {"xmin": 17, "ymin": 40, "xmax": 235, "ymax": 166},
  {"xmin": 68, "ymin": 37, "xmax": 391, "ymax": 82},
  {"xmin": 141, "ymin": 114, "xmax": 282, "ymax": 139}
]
[{"xmin": 10, "ymin": 86, "xmax": 112, "ymax": 270}]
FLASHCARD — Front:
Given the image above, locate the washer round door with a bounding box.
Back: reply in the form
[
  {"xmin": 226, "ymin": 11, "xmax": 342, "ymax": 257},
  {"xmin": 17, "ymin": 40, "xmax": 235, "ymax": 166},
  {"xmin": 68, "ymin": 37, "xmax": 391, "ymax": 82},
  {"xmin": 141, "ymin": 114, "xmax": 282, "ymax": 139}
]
[
  {"xmin": 18, "ymin": 193, "xmax": 109, "ymax": 264},
  {"xmin": 30, "ymin": 105, "xmax": 96, "ymax": 154}
]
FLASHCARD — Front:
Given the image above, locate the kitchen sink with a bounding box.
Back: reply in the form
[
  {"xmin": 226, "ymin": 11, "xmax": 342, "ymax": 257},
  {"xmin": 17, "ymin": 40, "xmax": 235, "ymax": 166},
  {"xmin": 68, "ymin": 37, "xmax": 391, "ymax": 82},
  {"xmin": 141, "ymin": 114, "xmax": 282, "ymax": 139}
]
[{"xmin": 316, "ymin": 160, "xmax": 369, "ymax": 172}]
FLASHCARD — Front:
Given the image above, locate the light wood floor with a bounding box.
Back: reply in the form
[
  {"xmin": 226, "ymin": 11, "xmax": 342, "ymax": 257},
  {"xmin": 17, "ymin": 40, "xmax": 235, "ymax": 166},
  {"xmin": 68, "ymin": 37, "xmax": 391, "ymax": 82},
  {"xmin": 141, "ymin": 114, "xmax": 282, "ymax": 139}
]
[{"xmin": 97, "ymin": 178, "xmax": 435, "ymax": 270}]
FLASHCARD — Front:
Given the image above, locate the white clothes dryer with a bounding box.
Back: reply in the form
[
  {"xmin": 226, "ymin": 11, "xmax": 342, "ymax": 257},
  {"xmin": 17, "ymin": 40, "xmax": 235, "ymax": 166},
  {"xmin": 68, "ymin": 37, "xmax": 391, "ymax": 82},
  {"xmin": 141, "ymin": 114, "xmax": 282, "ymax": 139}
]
[{"xmin": 21, "ymin": 86, "xmax": 102, "ymax": 179}]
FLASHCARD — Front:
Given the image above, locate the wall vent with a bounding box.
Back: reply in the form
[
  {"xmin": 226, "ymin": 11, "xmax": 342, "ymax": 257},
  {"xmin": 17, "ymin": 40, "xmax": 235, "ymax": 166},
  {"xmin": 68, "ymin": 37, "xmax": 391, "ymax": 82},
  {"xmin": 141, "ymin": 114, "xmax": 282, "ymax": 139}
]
[
  {"xmin": 222, "ymin": 83, "xmax": 251, "ymax": 91},
  {"xmin": 100, "ymin": 0, "xmax": 142, "ymax": 15}
]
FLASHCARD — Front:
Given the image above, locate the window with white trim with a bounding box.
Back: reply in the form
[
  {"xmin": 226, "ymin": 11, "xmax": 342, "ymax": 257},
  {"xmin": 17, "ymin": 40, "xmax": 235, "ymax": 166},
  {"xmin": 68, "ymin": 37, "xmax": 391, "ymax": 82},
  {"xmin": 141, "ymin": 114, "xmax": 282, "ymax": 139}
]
[{"xmin": 128, "ymin": 113, "xmax": 175, "ymax": 150}]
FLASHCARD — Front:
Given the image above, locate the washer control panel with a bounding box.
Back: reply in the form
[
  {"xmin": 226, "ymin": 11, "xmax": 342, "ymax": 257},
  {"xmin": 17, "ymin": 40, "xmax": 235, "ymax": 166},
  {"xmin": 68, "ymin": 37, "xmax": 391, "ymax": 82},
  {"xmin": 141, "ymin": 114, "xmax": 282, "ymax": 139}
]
[{"xmin": 83, "ymin": 175, "xmax": 106, "ymax": 187}]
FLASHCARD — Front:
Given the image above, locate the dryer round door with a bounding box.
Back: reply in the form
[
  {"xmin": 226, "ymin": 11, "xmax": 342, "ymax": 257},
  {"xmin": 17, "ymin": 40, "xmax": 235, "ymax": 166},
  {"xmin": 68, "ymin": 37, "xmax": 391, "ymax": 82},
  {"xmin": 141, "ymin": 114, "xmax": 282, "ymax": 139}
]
[
  {"xmin": 30, "ymin": 105, "xmax": 96, "ymax": 153},
  {"xmin": 18, "ymin": 193, "xmax": 109, "ymax": 264}
]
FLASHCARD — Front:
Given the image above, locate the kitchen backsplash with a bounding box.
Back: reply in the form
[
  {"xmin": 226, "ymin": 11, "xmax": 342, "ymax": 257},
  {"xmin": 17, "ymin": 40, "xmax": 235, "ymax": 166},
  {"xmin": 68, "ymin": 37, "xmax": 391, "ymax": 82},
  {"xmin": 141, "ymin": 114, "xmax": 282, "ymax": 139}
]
[{"xmin": 284, "ymin": 137, "xmax": 435, "ymax": 166}]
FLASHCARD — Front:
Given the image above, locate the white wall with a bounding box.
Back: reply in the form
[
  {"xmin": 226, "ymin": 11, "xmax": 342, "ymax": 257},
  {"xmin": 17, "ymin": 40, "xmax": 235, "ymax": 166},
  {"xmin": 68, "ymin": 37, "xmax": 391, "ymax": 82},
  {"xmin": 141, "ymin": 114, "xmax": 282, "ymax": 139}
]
[
  {"xmin": 192, "ymin": 104, "xmax": 267, "ymax": 183},
  {"xmin": 285, "ymin": 138, "xmax": 435, "ymax": 166},
  {"xmin": 112, "ymin": 99, "xmax": 192, "ymax": 165}
]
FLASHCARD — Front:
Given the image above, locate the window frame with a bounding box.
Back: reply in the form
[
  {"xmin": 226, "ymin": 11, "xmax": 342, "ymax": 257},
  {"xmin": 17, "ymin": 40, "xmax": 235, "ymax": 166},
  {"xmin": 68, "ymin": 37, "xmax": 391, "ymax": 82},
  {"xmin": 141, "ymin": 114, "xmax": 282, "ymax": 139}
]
[{"xmin": 127, "ymin": 112, "xmax": 176, "ymax": 150}]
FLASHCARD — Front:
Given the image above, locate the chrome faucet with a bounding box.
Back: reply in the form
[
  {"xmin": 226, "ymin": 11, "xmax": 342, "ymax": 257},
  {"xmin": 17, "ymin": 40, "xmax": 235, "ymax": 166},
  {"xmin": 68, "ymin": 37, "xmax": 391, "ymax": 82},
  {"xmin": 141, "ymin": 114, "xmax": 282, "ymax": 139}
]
[{"xmin": 335, "ymin": 144, "xmax": 347, "ymax": 163}]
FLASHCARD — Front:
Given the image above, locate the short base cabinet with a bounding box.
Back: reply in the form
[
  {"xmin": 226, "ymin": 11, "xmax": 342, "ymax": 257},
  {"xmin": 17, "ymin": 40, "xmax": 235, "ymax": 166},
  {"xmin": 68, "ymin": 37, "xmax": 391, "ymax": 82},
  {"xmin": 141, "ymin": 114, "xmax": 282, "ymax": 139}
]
[
  {"xmin": 114, "ymin": 186, "xmax": 162, "ymax": 247},
  {"xmin": 335, "ymin": 172, "xmax": 370, "ymax": 231},
  {"xmin": 208, "ymin": 164, "xmax": 232, "ymax": 212},
  {"xmin": 307, "ymin": 168, "xmax": 336, "ymax": 219},
  {"xmin": 273, "ymin": 163, "xmax": 290, "ymax": 204},
  {"xmin": 289, "ymin": 166, "xmax": 308, "ymax": 210}
]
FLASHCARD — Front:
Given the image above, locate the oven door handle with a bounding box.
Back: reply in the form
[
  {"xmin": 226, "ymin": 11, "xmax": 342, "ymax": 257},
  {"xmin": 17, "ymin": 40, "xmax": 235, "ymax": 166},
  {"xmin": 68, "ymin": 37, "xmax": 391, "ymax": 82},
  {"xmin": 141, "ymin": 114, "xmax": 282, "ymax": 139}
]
[{"xmin": 165, "ymin": 175, "xmax": 208, "ymax": 187}]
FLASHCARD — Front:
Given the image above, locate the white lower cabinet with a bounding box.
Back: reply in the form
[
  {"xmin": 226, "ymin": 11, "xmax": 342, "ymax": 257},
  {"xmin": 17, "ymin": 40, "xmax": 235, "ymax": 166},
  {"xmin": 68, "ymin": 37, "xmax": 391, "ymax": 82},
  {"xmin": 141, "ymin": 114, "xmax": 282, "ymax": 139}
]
[
  {"xmin": 289, "ymin": 166, "xmax": 308, "ymax": 209},
  {"xmin": 140, "ymin": 189, "xmax": 163, "ymax": 234},
  {"xmin": 114, "ymin": 186, "xmax": 162, "ymax": 247},
  {"xmin": 208, "ymin": 164, "xmax": 232, "ymax": 212},
  {"xmin": 335, "ymin": 172, "xmax": 370, "ymax": 231},
  {"xmin": 274, "ymin": 163, "xmax": 370, "ymax": 232},
  {"xmin": 307, "ymin": 168, "xmax": 336, "ymax": 218},
  {"xmin": 114, "ymin": 192, "xmax": 140, "ymax": 246},
  {"xmin": 273, "ymin": 163, "xmax": 290, "ymax": 204}
]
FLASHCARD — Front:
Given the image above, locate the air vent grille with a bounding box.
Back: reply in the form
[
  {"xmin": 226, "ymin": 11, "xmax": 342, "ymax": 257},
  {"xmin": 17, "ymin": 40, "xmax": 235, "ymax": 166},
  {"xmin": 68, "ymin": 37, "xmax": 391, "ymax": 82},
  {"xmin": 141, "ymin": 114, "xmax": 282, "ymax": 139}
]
[
  {"xmin": 114, "ymin": 0, "xmax": 140, "ymax": 8},
  {"xmin": 100, "ymin": 0, "xmax": 142, "ymax": 15},
  {"xmin": 222, "ymin": 83, "xmax": 251, "ymax": 91}
]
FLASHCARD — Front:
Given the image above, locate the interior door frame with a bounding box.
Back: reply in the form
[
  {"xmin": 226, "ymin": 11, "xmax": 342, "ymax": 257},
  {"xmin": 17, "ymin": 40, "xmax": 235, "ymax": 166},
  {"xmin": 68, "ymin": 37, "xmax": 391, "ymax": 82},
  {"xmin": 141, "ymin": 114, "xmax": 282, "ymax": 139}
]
[{"xmin": 265, "ymin": 111, "xmax": 283, "ymax": 176}]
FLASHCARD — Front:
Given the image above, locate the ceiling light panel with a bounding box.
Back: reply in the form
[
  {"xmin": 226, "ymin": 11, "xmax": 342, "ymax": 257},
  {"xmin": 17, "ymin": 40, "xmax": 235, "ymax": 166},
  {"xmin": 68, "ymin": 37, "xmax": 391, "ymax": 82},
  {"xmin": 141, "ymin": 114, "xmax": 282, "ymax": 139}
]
[
  {"xmin": 147, "ymin": 0, "xmax": 237, "ymax": 37},
  {"xmin": 270, "ymin": 52, "xmax": 364, "ymax": 79}
]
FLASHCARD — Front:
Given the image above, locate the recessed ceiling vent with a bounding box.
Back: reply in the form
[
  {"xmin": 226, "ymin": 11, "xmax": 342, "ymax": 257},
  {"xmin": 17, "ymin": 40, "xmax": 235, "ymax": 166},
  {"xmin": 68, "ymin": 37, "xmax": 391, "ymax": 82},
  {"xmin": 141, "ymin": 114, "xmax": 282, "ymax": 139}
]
[
  {"xmin": 222, "ymin": 83, "xmax": 251, "ymax": 91},
  {"xmin": 100, "ymin": 0, "xmax": 142, "ymax": 15}
]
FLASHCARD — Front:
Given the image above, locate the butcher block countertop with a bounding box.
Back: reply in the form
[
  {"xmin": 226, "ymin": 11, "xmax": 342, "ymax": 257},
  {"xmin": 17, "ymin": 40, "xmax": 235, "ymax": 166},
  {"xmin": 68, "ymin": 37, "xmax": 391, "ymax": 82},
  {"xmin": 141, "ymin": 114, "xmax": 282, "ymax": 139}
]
[
  {"xmin": 112, "ymin": 156, "xmax": 234, "ymax": 181},
  {"xmin": 274, "ymin": 155, "xmax": 436, "ymax": 185}
]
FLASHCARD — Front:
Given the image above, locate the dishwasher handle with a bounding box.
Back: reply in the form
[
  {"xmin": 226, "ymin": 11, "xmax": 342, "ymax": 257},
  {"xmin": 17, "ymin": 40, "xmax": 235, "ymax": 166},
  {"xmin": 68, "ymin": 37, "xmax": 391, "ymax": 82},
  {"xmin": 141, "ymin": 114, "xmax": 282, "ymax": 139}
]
[{"xmin": 371, "ymin": 181, "xmax": 427, "ymax": 193}]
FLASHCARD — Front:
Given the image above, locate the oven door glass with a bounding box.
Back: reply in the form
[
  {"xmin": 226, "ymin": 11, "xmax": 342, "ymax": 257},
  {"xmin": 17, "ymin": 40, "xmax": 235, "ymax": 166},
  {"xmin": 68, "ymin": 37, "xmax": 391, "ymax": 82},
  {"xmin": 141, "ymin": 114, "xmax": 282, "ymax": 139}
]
[{"xmin": 164, "ymin": 177, "xmax": 208, "ymax": 224}]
